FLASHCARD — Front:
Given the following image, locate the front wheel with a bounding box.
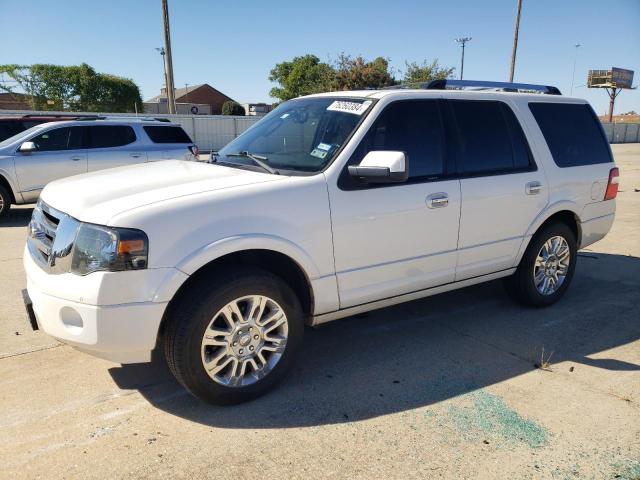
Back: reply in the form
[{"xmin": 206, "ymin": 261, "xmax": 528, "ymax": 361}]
[
  {"xmin": 504, "ymin": 222, "xmax": 577, "ymax": 307},
  {"xmin": 0, "ymin": 185, "xmax": 11, "ymax": 219},
  {"xmin": 163, "ymin": 268, "xmax": 304, "ymax": 405}
]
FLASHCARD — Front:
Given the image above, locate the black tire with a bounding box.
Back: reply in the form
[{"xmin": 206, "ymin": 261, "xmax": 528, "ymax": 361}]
[
  {"xmin": 163, "ymin": 267, "xmax": 304, "ymax": 405},
  {"xmin": 0, "ymin": 185, "xmax": 11, "ymax": 219},
  {"xmin": 504, "ymin": 222, "xmax": 577, "ymax": 307}
]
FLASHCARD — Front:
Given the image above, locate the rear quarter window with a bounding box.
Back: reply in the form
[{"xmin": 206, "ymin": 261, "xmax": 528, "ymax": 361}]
[
  {"xmin": 529, "ymin": 103, "xmax": 613, "ymax": 167},
  {"xmin": 143, "ymin": 126, "xmax": 192, "ymax": 144}
]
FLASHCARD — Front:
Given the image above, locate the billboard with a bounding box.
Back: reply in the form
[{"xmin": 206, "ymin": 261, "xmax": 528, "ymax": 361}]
[{"xmin": 588, "ymin": 68, "xmax": 634, "ymax": 89}]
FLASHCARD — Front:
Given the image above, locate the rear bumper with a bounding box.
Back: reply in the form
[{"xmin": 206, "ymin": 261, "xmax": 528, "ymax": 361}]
[{"xmin": 580, "ymin": 212, "xmax": 615, "ymax": 249}]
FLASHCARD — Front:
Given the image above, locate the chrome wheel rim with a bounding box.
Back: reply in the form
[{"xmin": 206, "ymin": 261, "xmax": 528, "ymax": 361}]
[
  {"xmin": 0, "ymin": 194, "xmax": 4, "ymax": 213},
  {"xmin": 201, "ymin": 295, "xmax": 288, "ymax": 387},
  {"xmin": 533, "ymin": 236, "xmax": 570, "ymax": 295}
]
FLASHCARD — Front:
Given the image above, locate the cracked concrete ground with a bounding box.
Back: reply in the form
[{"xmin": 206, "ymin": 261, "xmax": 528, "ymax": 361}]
[{"xmin": 0, "ymin": 145, "xmax": 638, "ymax": 479}]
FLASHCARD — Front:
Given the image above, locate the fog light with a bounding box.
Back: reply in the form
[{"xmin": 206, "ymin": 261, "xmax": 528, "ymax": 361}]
[{"xmin": 60, "ymin": 306, "xmax": 83, "ymax": 334}]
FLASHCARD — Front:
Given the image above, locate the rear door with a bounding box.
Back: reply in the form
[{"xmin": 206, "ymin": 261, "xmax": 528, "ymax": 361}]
[
  {"xmin": 14, "ymin": 126, "xmax": 87, "ymax": 201},
  {"xmin": 142, "ymin": 125, "xmax": 194, "ymax": 161},
  {"xmin": 448, "ymin": 99, "xmax": 548, "ymax": 280},
  {"xmin": 86, "ymin": 125, "xmax": 147, "ymax": 171}
]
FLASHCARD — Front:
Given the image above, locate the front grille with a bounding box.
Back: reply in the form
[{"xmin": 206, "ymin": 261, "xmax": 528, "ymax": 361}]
[
  {"xmin": 28, "ymin": 201, "xmax": 79, "ymax": 274},
  {"xmin": 29, "ymin": 203, "xmax": 60, "ymax": 264}
]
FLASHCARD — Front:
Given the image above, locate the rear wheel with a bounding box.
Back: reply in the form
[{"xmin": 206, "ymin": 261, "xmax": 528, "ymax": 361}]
[
  {"xmin": 0, "ymin": 185, "xmax": 11, "ymax": 219},
  {"xmin": 504, "ymin": 222, "xmax": 577, "ymax": 307},
  {"xmin": 163, "ymin": 267, "xmax": 304, "ymax": 405}
]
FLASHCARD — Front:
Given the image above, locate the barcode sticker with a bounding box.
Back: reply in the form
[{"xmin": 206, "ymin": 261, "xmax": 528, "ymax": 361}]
[{"xmin": 326, "ymin": 100, "xmax": 372, "ymax": 115}]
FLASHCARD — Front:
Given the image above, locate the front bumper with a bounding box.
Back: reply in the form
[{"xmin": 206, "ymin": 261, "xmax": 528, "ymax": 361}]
[{"xmin": 24, "ymin": 245, "xmax": 188, "ymax": 363}]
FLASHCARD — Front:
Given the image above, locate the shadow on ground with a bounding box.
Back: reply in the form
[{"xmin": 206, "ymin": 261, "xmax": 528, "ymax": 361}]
[
  {"xmin": 1, "ymin": 207, "xmax": 33, "ymax": 227},
  {"xmin": 109, "ymin": 252, "xmax": 640, "ymax": 428}
]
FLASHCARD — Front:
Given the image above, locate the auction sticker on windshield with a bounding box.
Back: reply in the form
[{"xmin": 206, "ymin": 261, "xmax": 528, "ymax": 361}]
[{"xmin": 327, "ymin": 100, "xmax": 372, "ymax": 115}]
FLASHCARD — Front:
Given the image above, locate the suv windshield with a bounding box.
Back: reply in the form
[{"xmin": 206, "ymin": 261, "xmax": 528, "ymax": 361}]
[{"xmin": 217, "ymin": 97, "xmax": 373, "ymax": 173}]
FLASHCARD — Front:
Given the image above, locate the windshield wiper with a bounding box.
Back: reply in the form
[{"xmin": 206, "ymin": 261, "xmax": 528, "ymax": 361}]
[{"xmin": 225, "ymin": 151, "xmax": 278, "ymax": 175}]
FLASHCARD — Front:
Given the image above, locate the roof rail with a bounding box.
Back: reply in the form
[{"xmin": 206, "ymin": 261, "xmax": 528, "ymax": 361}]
[
  {"xmin": 73, "ymin": 115, "xmax": 108, "ymax": 121},
  {"xmin": 424, "ymin": 79, "xmax": 562, "ymax": 95}
]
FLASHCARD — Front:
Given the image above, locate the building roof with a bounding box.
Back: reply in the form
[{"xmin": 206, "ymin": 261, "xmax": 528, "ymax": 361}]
[{"xmin": 146, "ymin": 83, "xmax": 235, "ymax": 103}]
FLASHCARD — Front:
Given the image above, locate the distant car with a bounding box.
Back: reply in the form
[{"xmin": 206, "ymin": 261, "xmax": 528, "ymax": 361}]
[
  {"xmin": 0, "ymin": 117, "xmax": 198, "ymax": 217},
  {"xmin": 0, "ymin": 115, "xmax": 82, "ymax": 142}
]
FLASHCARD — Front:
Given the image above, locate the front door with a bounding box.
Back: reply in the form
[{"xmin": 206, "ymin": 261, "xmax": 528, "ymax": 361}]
[
  {"xmin": 328, "ymin": 99, "xmax": 461, "ymax": 308},
  {"xmin": 14, "ymin": 126, "xmax": 87, "ymax": 202}
]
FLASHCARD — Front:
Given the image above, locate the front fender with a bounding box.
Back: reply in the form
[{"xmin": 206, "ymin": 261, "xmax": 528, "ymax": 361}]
[
  {"xmin": 175, "ymin": 234, "xmax": 323, "ymax": 280},
  {"xmin": 0, "ymin": 163, "xmax": 23, "ymax": 203}
]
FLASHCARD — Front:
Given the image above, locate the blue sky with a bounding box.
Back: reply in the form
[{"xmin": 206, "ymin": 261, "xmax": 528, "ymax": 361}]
[{"xmin": 1, "ymin": 0, "xmax": 638, "ymax": 114}]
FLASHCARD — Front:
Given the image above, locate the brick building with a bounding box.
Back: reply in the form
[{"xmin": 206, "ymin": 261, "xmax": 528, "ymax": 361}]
[{"xmin": 145, "ymin": 84, "xmax": 236, "ymax": 115}]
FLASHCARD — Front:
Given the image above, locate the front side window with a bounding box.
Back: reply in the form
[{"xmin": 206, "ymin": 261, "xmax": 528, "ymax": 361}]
[
  {"xmin": 529, "ymin": 102, "xmax": 613, "ymax": 167},
  {"xmin": 449, "ymin": 100, "xmax": 532, "ymax": 175},
  {"xmin": 87, "ymin": 125, "xmax": 136, "ymax": 149},
  {"xmin": 217, "ymin": 97, "xmax": 373, "ymax": 172},
  {"xmin": 30, "ymin": 127, "xmax": 73, "ymax": 152},
  {"xmin": 349, "ymin": 100, "xmax": 445, "ymax": 180}
]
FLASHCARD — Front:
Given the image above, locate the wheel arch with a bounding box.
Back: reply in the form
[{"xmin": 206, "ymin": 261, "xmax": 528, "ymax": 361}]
[
  {"xmin": 0, "ymin": 173, "xmax": 17, "ymax": 204},
  {"xmin": 515, "ymin": 204, "xmax": 582, "ymax": 266},
  {"xmin": 156, "ymin": 247, "xmax": 316, "ymax": 347}
]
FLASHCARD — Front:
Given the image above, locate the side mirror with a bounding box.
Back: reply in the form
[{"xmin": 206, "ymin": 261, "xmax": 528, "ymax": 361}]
[
  {"xmin": 19, "ymin": 141, "xmax": 37, "ymax": 153},
  {"xmin": 348, "ymin": 151, "xmax": 408, "ymax": 183}
]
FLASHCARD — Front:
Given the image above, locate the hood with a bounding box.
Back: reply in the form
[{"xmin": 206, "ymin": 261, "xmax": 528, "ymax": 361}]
[{"xmin": 40, "ymin": 160, "xmax": 284, "ymax": 224}]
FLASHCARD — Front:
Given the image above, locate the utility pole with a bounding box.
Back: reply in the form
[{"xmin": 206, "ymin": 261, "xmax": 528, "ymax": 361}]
[
  {"xmin": 606, "ymin": 87, "xmax": 621, "ymax": 122},
  {"xmin": 455, "ymin": 37, "xmax": 472, "ymax": 80},
  {"xmin": 570, "ymin": 43, "xmax": 582, "ymax": 96},
  {"xmin": 509, "ymin": 0, "xmax": 523, "ymax": 82},
  {"xmin": 161, "ymin": 0, "xmax": 176, "ymax": 114}
]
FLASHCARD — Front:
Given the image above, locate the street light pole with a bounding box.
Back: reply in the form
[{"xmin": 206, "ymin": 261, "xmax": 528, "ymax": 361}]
[
  {"xmin": 509, "ymin": 0, "xmax": 523, "ymax": 82},
  {"xmin": 161, "ymin": 0, "xmax": 176, "ymax": 114},
  {"xmin": 570, "ymin": 43, "xmax": 582, "ymax": 96},
  {"xmin": 455, "ymin": 37, "xmax": 472, "ymax": 80}
]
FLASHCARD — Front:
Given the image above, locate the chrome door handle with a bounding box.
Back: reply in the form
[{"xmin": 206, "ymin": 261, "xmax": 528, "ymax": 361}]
[
  {"xmin": 526, "ymin": 181, "xmax": 543, "ymax": 195},
  {"xmin": 70, "ymin": 156, "xmax": 83, "ymax": 161},
  {"xmin": 426, "ymin": 193, "xmax": 449, "ymax": 208}
]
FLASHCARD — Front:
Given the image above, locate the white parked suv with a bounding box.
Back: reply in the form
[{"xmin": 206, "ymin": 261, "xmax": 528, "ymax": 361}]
[
  {"xmin": 23, "ymin": 80, "xmax": 618, "ymax": 404},
  {"xmin": 0, "ymin": 117, "xmax": 197, "ymax": 218}
]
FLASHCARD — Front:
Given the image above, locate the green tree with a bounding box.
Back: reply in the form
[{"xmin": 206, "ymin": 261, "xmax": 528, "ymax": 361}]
[
  {"xmin": 334, "ymin": 54, "xmax": 395, "ymax": 90},
  {"xmin": 221, "ymin": 100, "xmax": 246, "ymax": 116},
  {"xmin": 402, "ymin": 59, "xmax": 455, "ymax": 86},
  {"xmin": 0, "ymin": 63, "xmax": 142, "ymax": 112},
  {"xmin": 268, "ymin": 54, "xmax": 335, "ymax": 101}
]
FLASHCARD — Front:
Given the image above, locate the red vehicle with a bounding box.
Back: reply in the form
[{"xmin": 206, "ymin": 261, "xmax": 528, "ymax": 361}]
[{"xmin": 0, "ymin": 115, "xmax": 83, "ymax": 142}]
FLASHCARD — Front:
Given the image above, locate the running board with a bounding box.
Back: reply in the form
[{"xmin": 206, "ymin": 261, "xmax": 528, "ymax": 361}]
[{"xmin": 310, "ymin": 269, "xmax": 515, "ymax": 326}]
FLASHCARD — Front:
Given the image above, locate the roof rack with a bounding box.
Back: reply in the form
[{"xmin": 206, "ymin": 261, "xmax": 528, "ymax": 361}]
[
  {"xmin": 72, "ymin": 116, "xmax": 172, "ymax": 122},
  {"xmin": 423, "ymin": 79, "xmax": 562, "ymax": 95}
]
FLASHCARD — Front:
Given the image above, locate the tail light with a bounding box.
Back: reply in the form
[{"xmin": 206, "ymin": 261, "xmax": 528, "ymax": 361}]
[
  {"xmin": 604, "ymin": 167, "xmax": 619, "ymax": 201},
  {"xmin": 189, "ymin": 145, "xmax": 200, "ymax": 157}
]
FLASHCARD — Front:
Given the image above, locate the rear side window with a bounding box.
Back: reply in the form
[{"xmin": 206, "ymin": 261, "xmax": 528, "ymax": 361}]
[
  {"xmin": 143, "ymin": 126, "xmax": 192, "ymax": 144},
  {"xmin": 350, "ymin": 100, "xmax": 445, "ymax": 180},
  {"xmin": 529, "ymin": 103, "xmax": 613, "ymax": 167},
  {"xmin": 448, "ymin": 100, "xmax": 533, "ymax": 175},
  {"xmin": 87, "ymin": 126, "xmax": 136, "ymax": 148}
]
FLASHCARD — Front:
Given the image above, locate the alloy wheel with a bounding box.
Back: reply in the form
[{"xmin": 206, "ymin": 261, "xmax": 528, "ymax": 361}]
[
  {"xmin": 200, "ymin": 295, "xmax": 288, "ymax": 387},
  {"xmin": 533, "ymin": 235, "xmax": 571, "ymax": 295}
]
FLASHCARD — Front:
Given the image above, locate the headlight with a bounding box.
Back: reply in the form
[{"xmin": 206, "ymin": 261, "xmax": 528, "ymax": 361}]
[{"xmin": 70, "ymin": 223, "xmax": 148, "ymax": 275}]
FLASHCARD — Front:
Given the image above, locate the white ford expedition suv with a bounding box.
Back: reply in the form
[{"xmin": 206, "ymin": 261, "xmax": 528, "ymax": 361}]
[{"xmin": 23, "ymin": 80, "xmax": 618, "ymax": 404}]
